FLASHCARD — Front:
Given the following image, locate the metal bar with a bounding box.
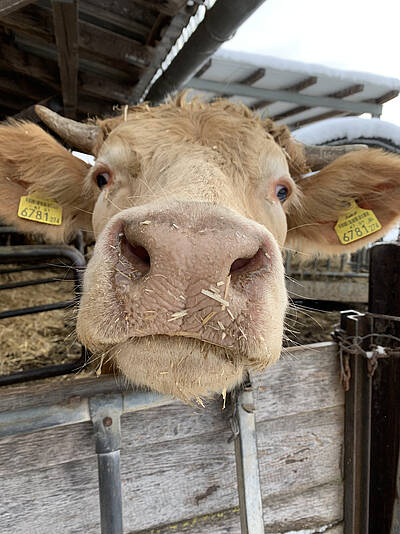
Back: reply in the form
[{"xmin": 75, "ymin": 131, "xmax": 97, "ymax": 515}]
[
  {"xmin": 234, "ymin": 385, "xmax": 264, "ymax": 534},
  {"xmin": 0, "ymin": 300, "xmax": 75, "ymax": 319},
  {"xmin": 0, "ymin": 389, "xmax": 169, "ymax": 439},
  {"xmin": 187, "ymin": 78, "xmax": 383, "ymax": 116},
  {"xmin": 342, "ymin": 311, "xmax": 372, "ymax": 534},
  {"xmin": 89, "ymin": 394, "xmax": 124, "ymax": 534},
  {"xmin": 97, "ymin": 451, "xmax": 123, "ymax": 534},
  {"xmin": 0, "ymin": 276, "xmax": 71, "ymax": 290},
  {"xmin": 0, "ymin": 264, "xmax": 61, "ymax": 274},
  {"xmin": 0, "ymin": 350, "xmax": 87, "ymax": 387}
]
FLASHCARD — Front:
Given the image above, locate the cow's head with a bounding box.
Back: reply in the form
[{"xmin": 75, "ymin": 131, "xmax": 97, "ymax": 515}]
[{"xmin": 1, "ymin": 95, "xmax": 399, "ymax": 401}]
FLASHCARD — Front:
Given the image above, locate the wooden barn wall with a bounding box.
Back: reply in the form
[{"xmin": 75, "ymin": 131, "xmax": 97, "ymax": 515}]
[{"xmin": 0, "ymin": 342, "xmax": 344, "ymax": 533}]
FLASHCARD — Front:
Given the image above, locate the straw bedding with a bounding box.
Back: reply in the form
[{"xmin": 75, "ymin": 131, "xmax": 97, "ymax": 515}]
[{"xmin": 0, "ymin": 266, "xmax": 80, "ymax": 376}]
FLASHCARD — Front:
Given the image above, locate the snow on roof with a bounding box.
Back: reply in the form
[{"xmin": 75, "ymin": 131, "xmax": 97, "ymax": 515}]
[
  {"xmin": 292, "ymin": 117, "xmax": 400, "ymax": 149},
  {"xmin": 213, "ymin": 49, "xmax": 400, "ymax": 91},
  {"xmin": 189, "ymin": 49, "xmax": 400, "ymax": 128}
]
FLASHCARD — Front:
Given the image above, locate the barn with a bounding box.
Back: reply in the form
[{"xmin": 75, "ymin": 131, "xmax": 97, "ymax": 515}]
[{"xmin": 0, "ymin": 1, "xmax": 399, "ymax": 533}]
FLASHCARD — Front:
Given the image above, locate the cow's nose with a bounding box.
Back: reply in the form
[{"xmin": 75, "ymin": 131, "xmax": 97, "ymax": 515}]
[{"xmin": 115, "ymin": 206, "xmax": 272, "ymax": 285}]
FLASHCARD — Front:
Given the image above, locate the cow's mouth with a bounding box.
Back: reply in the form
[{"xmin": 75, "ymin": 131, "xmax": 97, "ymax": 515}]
[{"xmin": 103, "ymin": 334, "xmax": 257, "ymax": 402}]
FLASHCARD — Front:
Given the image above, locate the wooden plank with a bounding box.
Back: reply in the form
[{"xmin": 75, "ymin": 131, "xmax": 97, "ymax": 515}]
[
  {"xmin": 286, "ymin": 278, "xmax": 368, "ymax": 303},
  {"xmin": 12, "ymin": 96, "xmax": 61, "ymax": 122},
  {"xmin": 271, "ymin": 84, "xmax": 365, "ymax": 122},
  {"xmin": 0, "ymin": 70, "xmax": 52, "ymax": 100},
  {"xmin": 52, "ymin": 0, "xmax": 79, "ymax": 118},
  {"xmin": 132, "ymin": 485, "xmax": 344, "ymax": 533},
  {"xmin": 0, "ymin": 39, "xmax": 60, "ymax": 88},
  {"xmin": 79, "ymin": 19, "xmax": 152, "ymax": 69},
  {"xmin": 11, "ymin": 95, "xmax": 114, "ymax": 122},
  {"xmin": 252, "ymin": 76, "xmax": 318, "ymax": 110},
  {"xmin": 291, "ymin": 110, "xmax": 350, "ymax": 129},
  {"xmin": 293, "ymin": 89, "xmax": 400, "ymax": 128},
  {"xmin": 368, "ymin": 89, "xmax": 399, "ymax": 105},
  {"xmin": 0, "ymin": 38, "xmax": 132, "ymax": 103},
  {"xmin": 0, "ymin": 0, "xmax": 34, "ymax": 16},
  {"xmin": 131, "ymin": 0, "xmax": 187, "ymax": 16},
  {"xmin": 78, "ymin": 3, "xmax": 150, "ymax": 41},
  {"xmin": 216, "ymin": 68, "xmax": 266, "ymax": 100},
  {"xmin": 0, "ymin": 4, "xmax": 154, "ymax": 70},
  {"xmin": 250, "ymin": 342, "xmax": 342, "ymax": 420},
  {"xmin": 0, "ymin": 405, "xmax": 344, "ymax": 533},
  {"xmin": 0, "ymin": 343, "xmax": 344, "ymax": 533}
]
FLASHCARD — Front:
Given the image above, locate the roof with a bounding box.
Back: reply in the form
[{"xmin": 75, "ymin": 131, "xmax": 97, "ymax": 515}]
[
  {"xmin": 293, "ymin": 116, "xmax": 400, "ymax": 153},
  {"xmin": 0, "ymin": 0, "xmax": 205, "ymax": 121},
  {"xmin": 187, "ymin": 49, "xmax": 400, "ymax": 128}
]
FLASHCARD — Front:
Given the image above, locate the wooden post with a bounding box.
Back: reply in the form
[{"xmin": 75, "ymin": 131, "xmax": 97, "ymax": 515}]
[
  {"xmin": 368, "ymin": 243, "xmax": 400, "ymax": 534},
  {"xmin": 52, "ymin": 0, "xmax": 79, "ymax": 119}
]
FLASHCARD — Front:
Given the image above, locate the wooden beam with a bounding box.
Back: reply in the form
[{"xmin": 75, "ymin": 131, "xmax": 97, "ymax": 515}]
[
  {"xmin": 77, "ymin": 3, "xmax": 150, "ymax": 41},
  {"xmin": 13, "ymin": 94, "xmax": 115, "ymax": 122},
  {"xmin": 12, "ymin": 95, "xmax": 62, "ymax": 122},
  {"xmin": 252, "ymin": 76, "xmax": 318, "ymax": 110},
  {"xmin": 271, "ymin": 84, "xmax": 365, "ymax": 122},
  {"xmin": 0, "ymin": 4, "xmax": 153, "ymax": 70},
  {"xmin": 129, "ymin": 0, "xmax": 187, "ymax": 16},
  {"xmin": 0, "ymin": 38, "xmax": 132, "ymax": 103},
  {"xmin": 0, "ymin": 88, "xmax": 34, "ymax": 110},
  {"xmin": 368, "ymin": 89, "xmax": 399, "ymax": 105},
  {"xmin": 0, "ymin": 0, "xmax": 35, "ymax": 16},
  {"xmin": 290, "ymin": 89, "xmax": 400, "ymax": 129},
  {"xmin": 188, "ymin": 78, "xmax": 381, "ymax": 116},
  {"xmin": 0, "ymin": 70, "xmax": 52, "ymax": 100},
  {"xmin": 0, "ymin": 40, "xmax": 60, "ymax": 88},
  {"xmin": 291, "ymin": 110, "xmax": 349, "ymax": 129},
  {"xmin": 215, "ymin": 68, "xmax": 266, "ymax": 100},
  {"xmin": 52, "ymin": 0, "xmax": 79, "ymax": 118}
]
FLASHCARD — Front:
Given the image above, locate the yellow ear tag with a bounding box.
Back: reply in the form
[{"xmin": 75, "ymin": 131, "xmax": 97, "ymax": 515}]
[
  {"xmin": 334, "ymin": 200, "xmax": 381, "ymax": 245},
  {"xmin": 18, "ymin": 194, "xmax": 62, "ymax": 226}
]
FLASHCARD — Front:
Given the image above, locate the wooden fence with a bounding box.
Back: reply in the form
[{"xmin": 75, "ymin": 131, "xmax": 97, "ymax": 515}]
[{"xmin": 0, "ymin": 342, "xmax": 344, "ymax": 534}]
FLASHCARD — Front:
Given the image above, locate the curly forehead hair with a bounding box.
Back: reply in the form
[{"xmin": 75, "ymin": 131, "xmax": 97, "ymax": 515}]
[{"xmin": 96, "ymin": 92, "xmax": 310, "ymax": 180}]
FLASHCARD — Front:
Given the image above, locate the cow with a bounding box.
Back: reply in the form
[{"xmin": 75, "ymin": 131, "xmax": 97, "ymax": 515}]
[{"xmin": 0, "ymin": 94, "xmax": 399, "ymax": 402}]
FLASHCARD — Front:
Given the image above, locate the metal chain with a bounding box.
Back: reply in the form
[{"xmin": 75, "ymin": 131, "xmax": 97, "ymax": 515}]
[{"xmin": 333, "ymin": 329, "xmax": 400, "ymax": 390}]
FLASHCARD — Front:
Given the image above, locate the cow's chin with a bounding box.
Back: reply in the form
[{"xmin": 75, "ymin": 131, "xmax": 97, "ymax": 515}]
[{"xmin": 108, "ymin": 335, "xmax": 277, "ymax": 403}]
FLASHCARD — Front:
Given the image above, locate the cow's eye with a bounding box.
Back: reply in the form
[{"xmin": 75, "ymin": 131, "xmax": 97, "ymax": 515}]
[
  {"xmin": 275, "ymin": 184, "xmax": 289, "ymax": 203},
  {"xmin": 95, "ymin": 172, "xmax": 111, "ymax": 189}
]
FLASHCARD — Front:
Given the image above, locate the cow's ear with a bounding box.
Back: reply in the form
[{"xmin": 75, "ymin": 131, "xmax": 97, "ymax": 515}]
[
  {"xmin": 0, "ymin": 121, "xmax": 94, "ymax": 243},
  {"xmin": 285, "ymin": 149, "xmax": 400, "ymax": 254}
]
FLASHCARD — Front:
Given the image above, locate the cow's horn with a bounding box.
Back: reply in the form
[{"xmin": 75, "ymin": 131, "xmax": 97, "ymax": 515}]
[
  {"xmin": 35, "ymin": 105, "xmax": 103, "ymax": 154},
  {"xmin": 301, "ymin": 143, "xmax": 368, "ymax": 171}
]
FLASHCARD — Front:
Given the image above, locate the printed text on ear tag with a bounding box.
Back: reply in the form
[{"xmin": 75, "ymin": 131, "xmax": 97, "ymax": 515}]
[
  {"xmin": 334, "ymin": 200, "xmax": 381, "ymax": 245},
  {"xmin": 18, "ymin": 194, "xmax": 62, "ymax": 226}
]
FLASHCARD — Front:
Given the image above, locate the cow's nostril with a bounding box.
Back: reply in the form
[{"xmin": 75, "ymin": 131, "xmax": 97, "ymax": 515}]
[
  {"xmin": 120, "ymin": 235, "xmax": 151, "ymax": 275},
  {"xmin": 230, "ymin": 256, "xmax": 252, "ymax": 273},
  {"xmin": 230, "ymin": 248, "xmax": 266, "ymax": 275},
  {"xmin": 131, "ymin": 245, "xmax": 150, "ymax": 265}
]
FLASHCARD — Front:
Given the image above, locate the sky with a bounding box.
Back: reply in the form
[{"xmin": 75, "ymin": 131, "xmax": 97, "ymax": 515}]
[{"xmin": 221, "ymin": 0, "xmax": 400, "ymax": 125}]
